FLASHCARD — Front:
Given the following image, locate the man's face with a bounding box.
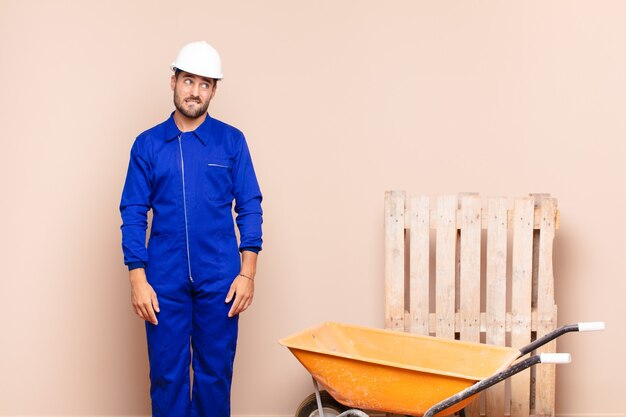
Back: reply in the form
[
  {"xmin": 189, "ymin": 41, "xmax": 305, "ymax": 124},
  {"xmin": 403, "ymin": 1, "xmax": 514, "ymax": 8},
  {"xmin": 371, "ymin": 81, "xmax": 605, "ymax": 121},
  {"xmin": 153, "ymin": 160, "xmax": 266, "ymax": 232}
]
[{"xmin": 171, "ymin": 71, "xmax": 217, "ymax": 119}]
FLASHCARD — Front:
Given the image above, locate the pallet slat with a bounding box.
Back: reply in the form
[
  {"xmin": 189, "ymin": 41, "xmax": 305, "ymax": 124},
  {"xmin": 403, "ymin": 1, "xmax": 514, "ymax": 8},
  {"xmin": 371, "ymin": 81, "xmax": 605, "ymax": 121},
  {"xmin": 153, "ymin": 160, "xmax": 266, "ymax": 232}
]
[
  {"xmin": 510, "ymin": 197, "xmax": 535, "ymax": 417},
  {"xmin": 459, "ymin": 195, "xmax": 482, "ymax": 342},
  {"xmin": 384, "ymin": 191, "xmax": 405, "ymax": 331},
  {"xmin": 485, "ymin": 197, "xmax": 508, "ymax": 417},
  {"xmin": 535, "ymin": 198, "xmax": 558, "ymax": 416},
  {"xmin": 409, "ymin": 196, "xmax": 430, "ymax": 335},
  {"xmin": 435, "ymin": 195, "xmax": 457, "ymax": 339},
  {"xmin": 459, "ymin": 194, "xmax": 482, "ymax": 417},
  {"xmin": 411, "ymin": 207, "xmax": 560, "ymax": 230}
]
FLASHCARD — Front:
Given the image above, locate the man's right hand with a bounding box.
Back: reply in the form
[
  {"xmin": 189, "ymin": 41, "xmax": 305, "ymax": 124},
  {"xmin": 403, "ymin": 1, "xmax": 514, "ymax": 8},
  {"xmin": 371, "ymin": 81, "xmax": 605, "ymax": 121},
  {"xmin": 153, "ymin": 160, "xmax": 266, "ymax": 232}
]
[{"xmin": 129, "ymin": 268, "xmax": 160, "ymax": 325}]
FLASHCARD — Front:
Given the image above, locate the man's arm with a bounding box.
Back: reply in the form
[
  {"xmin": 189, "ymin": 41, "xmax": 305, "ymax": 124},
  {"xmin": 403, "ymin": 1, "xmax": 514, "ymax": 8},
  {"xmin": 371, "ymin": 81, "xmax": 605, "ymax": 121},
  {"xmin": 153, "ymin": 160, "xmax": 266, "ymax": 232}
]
[
  {"xmin": 129, "ymin": 268, "xmax": 160, "ymax": 325},
  {"xmin": 121, "ymin": 138, "xmax": 157, "ymax": 323},
  {"xmin": 225, "ymin": 250, "xmax": 257, "ymax": 317},
  {"xmin": 226, "ymin": 132, "xmax": 263, "ymax": 317}
]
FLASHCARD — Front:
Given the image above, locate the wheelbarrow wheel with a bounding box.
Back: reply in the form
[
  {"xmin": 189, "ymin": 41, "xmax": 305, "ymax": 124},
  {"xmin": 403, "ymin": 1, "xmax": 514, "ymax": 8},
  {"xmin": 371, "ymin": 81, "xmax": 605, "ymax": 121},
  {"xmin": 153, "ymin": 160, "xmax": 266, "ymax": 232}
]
[{"xmin": 295, "ymin": 390, "xmax": 348, "ymax": 417}]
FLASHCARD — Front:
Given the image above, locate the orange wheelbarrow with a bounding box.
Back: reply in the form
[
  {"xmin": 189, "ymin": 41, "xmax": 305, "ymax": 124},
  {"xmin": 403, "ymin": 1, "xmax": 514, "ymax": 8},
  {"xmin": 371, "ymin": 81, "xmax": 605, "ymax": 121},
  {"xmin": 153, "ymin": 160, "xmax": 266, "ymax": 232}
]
[{"xmin": 280, "ymin": 321, "xmax": 604, "ymax": 417}]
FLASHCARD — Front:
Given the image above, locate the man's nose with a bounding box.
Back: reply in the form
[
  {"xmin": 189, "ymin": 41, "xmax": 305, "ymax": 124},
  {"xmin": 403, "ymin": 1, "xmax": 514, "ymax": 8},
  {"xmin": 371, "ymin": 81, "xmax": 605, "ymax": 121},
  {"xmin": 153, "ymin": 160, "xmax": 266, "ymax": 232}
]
[{"xmin": 189, "ymin": 83, "xmax": 200, "ymax": 97}]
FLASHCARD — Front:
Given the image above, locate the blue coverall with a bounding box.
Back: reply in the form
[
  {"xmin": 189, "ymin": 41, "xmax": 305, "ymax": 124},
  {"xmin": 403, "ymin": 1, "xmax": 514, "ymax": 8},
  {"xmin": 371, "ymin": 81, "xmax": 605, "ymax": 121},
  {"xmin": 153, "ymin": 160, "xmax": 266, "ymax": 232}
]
[{"xmin": 120, "ymin": 112, "xmax": 263, "ymax": 417}]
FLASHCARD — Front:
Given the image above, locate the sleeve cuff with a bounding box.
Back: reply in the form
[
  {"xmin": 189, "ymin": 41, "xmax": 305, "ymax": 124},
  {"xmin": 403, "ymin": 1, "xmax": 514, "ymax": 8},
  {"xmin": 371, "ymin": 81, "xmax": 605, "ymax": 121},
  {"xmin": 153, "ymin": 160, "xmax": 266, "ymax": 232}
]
[
  {"xmin": 239, "ymin": 247, "xmax": 261, "ymax": 254},
  {"xmin": 126, "ymin": 261, "xmax": 146, "ymax": 271}
]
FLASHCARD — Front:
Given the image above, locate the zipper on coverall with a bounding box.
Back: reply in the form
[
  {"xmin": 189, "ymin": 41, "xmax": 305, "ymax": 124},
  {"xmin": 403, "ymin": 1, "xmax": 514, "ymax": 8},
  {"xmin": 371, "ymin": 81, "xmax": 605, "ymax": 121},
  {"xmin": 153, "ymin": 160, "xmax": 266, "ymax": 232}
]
[{"xmin": 178, "ymin": 135, "xmax": 194, "ymax": 283}]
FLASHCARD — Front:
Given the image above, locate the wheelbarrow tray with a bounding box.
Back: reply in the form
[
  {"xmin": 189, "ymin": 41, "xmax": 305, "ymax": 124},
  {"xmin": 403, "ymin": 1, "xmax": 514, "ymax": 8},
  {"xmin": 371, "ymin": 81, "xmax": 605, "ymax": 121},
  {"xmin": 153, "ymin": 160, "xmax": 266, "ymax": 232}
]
[{"xmin": 279, "ymin": 322, "xmax": 520, "ymax": 416}]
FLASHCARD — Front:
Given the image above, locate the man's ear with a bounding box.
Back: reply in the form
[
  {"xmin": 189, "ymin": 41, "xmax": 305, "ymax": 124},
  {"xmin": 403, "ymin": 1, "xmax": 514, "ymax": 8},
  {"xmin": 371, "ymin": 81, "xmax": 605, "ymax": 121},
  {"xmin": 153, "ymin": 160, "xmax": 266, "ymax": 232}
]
[
  {"xmin": 170, "ymin": 75, "xmax": 176, "ymax": 91},
  {"xmin": 210, "ymin": 82, "xmax": 218, "ymax": 100}
]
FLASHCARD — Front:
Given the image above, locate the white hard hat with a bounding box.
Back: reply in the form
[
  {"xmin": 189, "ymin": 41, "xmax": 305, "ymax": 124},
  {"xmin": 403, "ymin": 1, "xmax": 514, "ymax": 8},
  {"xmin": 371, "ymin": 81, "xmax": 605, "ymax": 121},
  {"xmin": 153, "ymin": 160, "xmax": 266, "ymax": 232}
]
[{"xmin": 171, "ymin": 41, "xmax": 223, "ymax": 79}]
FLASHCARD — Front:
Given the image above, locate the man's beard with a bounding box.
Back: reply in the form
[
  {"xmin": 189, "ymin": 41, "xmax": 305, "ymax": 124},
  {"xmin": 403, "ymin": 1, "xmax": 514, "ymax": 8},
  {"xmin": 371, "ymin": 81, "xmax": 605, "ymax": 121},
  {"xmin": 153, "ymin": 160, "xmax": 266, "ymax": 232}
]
[{"xmin": 174, "ymin": 91, "xmax": 210, "ymax": 118}]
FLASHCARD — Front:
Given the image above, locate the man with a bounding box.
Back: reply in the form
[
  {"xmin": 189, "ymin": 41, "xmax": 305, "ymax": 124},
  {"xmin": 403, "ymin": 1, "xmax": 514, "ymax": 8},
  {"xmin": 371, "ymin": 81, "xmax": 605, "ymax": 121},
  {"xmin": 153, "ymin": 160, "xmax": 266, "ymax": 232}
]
[{"xmin": 120, "ymin": 41, "xmax": 263, "ymax": 417}]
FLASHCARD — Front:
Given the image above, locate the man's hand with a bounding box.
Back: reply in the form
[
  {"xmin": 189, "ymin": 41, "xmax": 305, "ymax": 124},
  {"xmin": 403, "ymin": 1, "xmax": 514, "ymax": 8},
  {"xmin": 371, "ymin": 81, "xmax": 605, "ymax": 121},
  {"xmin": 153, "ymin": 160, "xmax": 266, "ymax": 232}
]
[
  {"xmin": 225, "ymin": 274, "xmax": 254, "ymax": 318},
  {"xmin": 129, "ymin": 268, "xmax": 160, "ymax": 325}
]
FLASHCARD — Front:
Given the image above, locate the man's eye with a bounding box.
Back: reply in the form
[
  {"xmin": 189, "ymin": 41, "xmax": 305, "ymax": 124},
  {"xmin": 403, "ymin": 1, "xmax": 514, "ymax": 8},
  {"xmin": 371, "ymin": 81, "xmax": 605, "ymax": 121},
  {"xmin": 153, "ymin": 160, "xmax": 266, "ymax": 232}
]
[
  {"xmin": 184, "ymin": 79, "xmax": 192, "ymax": 84},
  {"xmin": 201, "ymin": 83, "xmax": 209, "ymax": 89}
]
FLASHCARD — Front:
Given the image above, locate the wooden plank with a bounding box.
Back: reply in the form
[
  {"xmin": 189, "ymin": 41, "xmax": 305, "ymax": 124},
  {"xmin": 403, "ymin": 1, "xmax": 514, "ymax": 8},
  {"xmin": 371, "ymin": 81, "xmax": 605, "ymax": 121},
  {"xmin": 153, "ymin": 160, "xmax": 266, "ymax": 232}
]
[
  {"xmin": 510, "ymin": 197, "xmax": 535, "ymax": 417},
  {"xmin": 484, "ymin": 197, "xmax": 508, "ymax": 417},
  {"xmin": 534, "ymin": 198, "xmax": 558, "ymax": 417},
  {"xmin": 459, "ymin": 195, "xmax": 481, "ymax": 342},
  {"xmin": 427, "ymin": 309, "xmax": 543, "ymax": 333},
  {"xmin": 435, "ymin": 195, "xmax": 456, "ymax": 339},
  {"xmin": 421, "ymin": 207, "xmax": 560, "ymax": 230},
  {"xmin": 409, "ymin": 196, "xmax": 430, "ymax": 335},
  {"xmin": 385, "ymin": 191, "xmax": 405, "ymax": 331},
  {"xmin": 458, "ymin": 195, "xmax": 481, "ymax": 417}
]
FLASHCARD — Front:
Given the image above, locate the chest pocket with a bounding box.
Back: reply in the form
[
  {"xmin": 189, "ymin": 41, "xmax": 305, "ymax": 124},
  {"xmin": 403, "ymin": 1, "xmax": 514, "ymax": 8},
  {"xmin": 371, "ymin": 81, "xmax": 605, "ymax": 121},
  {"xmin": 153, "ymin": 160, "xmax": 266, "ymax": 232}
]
[{"xmin": 205, "ymin": 159, "xmax": 233, "ymax": 201}]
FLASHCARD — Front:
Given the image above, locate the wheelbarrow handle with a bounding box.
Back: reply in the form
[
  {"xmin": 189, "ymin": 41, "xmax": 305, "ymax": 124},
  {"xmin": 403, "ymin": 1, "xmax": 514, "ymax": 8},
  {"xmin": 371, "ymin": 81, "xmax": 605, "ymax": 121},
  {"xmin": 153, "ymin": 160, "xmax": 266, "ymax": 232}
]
[
  {"xmin": 423, "ymin": 353, "xmax": 573, "ymax": 417},
  {"xmin": 518, "ymin": 322, "xmax": 605, "ymax": 357},
  {"xmin": 423, "ymin": 355, "xmax": 541, "ymax": 417}
]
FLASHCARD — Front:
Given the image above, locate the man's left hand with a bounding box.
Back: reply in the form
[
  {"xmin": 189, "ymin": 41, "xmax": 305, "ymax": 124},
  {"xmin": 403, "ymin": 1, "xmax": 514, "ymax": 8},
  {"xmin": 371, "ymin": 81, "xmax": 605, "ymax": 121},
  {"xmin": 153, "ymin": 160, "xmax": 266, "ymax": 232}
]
[{"xmin": 225, "ymin": 274, "xmax": 254, "ymax": 317}]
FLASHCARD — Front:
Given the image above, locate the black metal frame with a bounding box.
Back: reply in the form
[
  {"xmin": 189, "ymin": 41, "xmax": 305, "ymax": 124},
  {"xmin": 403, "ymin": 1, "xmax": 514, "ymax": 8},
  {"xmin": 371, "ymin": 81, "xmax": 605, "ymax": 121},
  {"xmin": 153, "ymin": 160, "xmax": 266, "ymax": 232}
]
[
  {"xmin": 423, "ymin": 323, "xmax": 584, "ymax": 417},
  {"xmin": 424, "ymin": 356, "xmax": 541, "ymax": 417}
]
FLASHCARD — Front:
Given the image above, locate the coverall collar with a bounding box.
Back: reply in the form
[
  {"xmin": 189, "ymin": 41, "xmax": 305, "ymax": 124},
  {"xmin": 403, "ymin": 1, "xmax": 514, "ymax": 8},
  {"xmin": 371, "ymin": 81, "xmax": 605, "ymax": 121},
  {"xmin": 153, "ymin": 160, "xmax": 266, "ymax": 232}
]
[{"xmin": 164, "ymin": 111, "xmax": 213, "ymax": 145}]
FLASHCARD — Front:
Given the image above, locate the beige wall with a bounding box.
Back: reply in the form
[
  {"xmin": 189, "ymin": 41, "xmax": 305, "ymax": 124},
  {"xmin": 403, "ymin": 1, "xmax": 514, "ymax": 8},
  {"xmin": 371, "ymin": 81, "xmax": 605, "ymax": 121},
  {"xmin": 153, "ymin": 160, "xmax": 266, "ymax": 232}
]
[{"xmin": 0, "ymin": 1, "xmax": 624, "ymax": 416}]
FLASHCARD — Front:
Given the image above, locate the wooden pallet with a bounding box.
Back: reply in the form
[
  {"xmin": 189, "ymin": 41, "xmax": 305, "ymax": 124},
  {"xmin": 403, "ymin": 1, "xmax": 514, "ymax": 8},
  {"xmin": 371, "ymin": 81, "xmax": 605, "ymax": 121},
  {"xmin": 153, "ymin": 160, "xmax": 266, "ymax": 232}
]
[{"xmin": 384, "ymin": 192, "xmax": 559, "ymax": 417}]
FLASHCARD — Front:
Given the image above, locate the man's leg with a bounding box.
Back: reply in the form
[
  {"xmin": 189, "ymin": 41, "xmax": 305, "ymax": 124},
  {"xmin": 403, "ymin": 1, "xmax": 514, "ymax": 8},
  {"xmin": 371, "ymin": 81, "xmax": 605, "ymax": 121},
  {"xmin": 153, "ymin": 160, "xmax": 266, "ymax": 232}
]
[
  {"xmin": 146, "ymin": 278, "xmax": 193, "ymax": 417},
  {"xmin": 191, "ymin": 278, "xmax": 238, "ymax": 417}
]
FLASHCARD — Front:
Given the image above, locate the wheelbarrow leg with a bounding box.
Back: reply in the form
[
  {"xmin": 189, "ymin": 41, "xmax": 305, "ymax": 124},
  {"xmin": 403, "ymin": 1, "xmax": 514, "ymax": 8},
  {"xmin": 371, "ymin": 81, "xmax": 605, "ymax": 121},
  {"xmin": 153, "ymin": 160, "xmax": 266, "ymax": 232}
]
[{"xmin": 313, "ymin": 377, "xmax": 326, "ymax": 417}]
